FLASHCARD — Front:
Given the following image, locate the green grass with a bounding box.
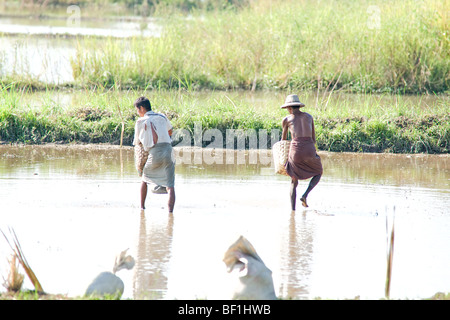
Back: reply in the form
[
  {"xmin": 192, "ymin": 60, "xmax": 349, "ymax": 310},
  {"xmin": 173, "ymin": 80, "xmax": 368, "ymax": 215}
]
[
  {"xmin": 64, "ymin": 0, "xmax": 449, "ymax": 94},
  {"xmin": 0, "ymin": 85, "xmax": 448, "ymax": 153},
  {"xmin": 1, "ymin": 0, "xmax": 448, "ymax": 93}
]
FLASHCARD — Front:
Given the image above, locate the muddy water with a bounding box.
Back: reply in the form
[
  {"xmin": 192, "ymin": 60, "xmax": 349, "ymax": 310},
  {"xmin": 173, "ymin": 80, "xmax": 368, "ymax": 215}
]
[{"xmin": 0, "ymin": 145, "xmax": 449, "ymax": 299}]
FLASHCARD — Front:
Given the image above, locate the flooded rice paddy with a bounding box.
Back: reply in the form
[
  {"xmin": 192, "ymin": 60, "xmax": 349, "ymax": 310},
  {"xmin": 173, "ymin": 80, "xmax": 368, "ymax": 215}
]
[{"xmin": 0, "ymin": 145, "xmax": 449, "ymax": 299}]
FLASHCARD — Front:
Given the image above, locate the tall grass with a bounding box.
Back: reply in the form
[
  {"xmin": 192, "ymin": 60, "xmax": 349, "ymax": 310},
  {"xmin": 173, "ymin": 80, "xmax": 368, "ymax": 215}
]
[{"xmin": 69, "ymin": 0, "xmax": 449, "ymax": 93}]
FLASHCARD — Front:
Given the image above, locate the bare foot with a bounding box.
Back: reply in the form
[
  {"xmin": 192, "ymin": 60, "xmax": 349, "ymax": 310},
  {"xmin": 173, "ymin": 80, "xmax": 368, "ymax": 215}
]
[{"xmin": 300, "ymin": 197, "xmax": 308, "ymax": 208}]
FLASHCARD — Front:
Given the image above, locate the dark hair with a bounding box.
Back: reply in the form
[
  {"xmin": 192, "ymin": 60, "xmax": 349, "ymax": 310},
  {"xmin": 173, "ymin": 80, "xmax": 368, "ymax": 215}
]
[{"xmin": 134, "ymin": 96, "xmax": 151, "ymax": 111}]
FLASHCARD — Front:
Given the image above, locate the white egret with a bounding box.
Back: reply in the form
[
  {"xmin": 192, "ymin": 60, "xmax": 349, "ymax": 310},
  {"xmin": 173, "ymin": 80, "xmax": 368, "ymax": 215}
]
[
  {"xmin": 85, "ymin": 249, "xmax": 135, "ymax": 299},
  {"xmin": 223, "ymin": 236, "xmax": 277, "ymax": 300}
]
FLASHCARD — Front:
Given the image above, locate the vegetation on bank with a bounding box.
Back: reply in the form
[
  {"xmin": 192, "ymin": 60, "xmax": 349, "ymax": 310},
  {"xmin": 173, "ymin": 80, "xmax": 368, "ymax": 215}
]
[
  {"xmin": 67, "ymin": 0, "xmax": 449, "ymax": 94},
  {"xmin": 0, "ymin": 0, "xmax": 448, "ymax": 94},
  {"xmin": 0, "ymin": 86, "xmax": 448, "ymax": 154}
]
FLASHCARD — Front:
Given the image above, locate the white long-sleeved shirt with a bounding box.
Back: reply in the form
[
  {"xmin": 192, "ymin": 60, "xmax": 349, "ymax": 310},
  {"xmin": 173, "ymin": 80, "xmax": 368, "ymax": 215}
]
[{"xmin": 133, "ymin": 111, "xmax": 173, "ymax": 151}]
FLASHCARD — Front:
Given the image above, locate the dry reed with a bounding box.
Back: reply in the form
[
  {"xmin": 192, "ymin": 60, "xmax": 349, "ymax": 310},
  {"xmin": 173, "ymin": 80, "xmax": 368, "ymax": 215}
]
[
  {"xmin": 1, "ymin": 227, "xmax": 44, "ymax": 293},
  {"xmin": 2, "ymin": 254, "xmax": 25, "ymax": 292},
  {"xmin": 385, "ymin": 208, "xmax": 395, "ymax": 299}
]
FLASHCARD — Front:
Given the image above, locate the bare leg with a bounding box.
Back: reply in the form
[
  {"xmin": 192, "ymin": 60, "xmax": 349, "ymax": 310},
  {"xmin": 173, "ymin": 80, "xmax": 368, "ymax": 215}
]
[
  {"xmin": 290, "ymin": 178, "xmax": 298, "ymax": 211},
  {"xmin": 140, "ymin": 181, "xmax": 148, "ymax": 210},
  {"xmin": 167, "ymin": 187, "xmax": 175, "ymax": 213},
  {"xmin": 301, "ymin": 174, "xmax": 321, "ymax": 207}
]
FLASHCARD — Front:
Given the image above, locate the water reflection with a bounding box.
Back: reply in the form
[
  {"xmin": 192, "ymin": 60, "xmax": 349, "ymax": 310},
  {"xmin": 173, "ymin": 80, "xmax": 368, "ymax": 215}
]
[
  {"xmin": 0, "ymin": 7, "xmax": 162, "ymax": 38},
  {"xmin": 0, "ymin": 36, "xmax": 76, "ymax": 84},
  {"xmin": 0, "ymin": 145, "xmax": 135, "ymax": 178},
  {"xmin": 1, "ymin": 145, "xmax": 448, "ymax": 190},
  {"xmin": 279, "ymin": 210, "xmax": 314, "ymax": 299},
  {"xmin": 319, "ymin": 152, "xmax": 449, "ymax": 190},
  {"xmin": 133, "ymin": 211, "xmax": 174, "ymax": 299},
  {"xmin": 0, "ymin": 21, "xmax": 160, "ymax": 83}
]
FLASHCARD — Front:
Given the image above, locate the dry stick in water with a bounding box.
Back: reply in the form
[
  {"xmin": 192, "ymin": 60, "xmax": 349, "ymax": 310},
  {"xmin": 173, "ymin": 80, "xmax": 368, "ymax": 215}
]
[
  {"xmin": 116, "ymin": 105, "xmax": 125, "ymax": 148},
  {"xmin": 251, "ymin": 73, "xmax": 258, "ymax": 92},
  {"xmin": 315, "ymin": 74, "xmax": 321, "ymax": 109},
  {"xmin": 224, "ymin": 94, "xmax": 238, "ymax": 109},
  {"xmin": 324, "ymin": 70, "xmax": 343, "ymax": 110},
  {"xmin": 385, "ymin": 209, "xmax": 395, "ymax": 299},
  {"xmin": 319, "ymin": 69, "xmax": 343, "ymax": 112},
  {"xmin": 321, "ymin": 70, "xmax": 338, "ymax": 103},
  {"xmin": 1, "ymin": 227, "xmax": 44, "ymax": 293}
]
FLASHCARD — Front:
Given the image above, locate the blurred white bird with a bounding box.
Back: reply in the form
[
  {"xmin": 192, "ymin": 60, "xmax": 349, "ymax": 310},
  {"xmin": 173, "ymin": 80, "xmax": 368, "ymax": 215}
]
[
  {"xmin": 223, "ymin": 236, "xmax": 277, "ymax": 300},
  {"xmin": 85, "ymin": 249, "xmax": 135, "ymax": 299}
]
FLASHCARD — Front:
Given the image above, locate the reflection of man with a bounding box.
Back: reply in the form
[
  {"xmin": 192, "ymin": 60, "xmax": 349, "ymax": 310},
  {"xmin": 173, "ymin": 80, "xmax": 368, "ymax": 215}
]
[
  {"xmin": 133, "ymin": 211, "xmax": 174, "ymax": 299},
  {"xmin": 281, "ymin": 94, "xmax": 323, "ymax": 210},
  {"xmin": 133, "ymin": 96, "xmax": 175, "ymax": 213}
]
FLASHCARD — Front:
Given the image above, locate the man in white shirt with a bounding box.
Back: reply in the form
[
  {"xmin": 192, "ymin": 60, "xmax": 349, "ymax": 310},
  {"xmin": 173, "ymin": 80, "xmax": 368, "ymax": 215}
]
[{"xmin": 133, "ymin": 96, "xmax": 175, "ymax": 213}]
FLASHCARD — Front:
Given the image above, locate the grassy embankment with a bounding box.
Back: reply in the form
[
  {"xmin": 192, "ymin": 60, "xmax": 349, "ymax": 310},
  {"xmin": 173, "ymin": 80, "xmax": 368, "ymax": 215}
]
[{"xmin": 1, "ymin": 86, "xmax": 448, "ymax": 153}]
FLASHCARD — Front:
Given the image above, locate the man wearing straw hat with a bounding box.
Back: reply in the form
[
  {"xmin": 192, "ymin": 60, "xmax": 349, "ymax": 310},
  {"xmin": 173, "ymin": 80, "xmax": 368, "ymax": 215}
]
[{"xmin": 281, "ymin": 94, "xmax": 323, "ymax": 210}]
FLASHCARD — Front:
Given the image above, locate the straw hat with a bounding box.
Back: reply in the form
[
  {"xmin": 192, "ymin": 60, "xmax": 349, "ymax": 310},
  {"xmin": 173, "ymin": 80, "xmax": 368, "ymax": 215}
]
[{"xmin": 280, "ymin": 94, "xmax": 305, "ymax": 108}]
